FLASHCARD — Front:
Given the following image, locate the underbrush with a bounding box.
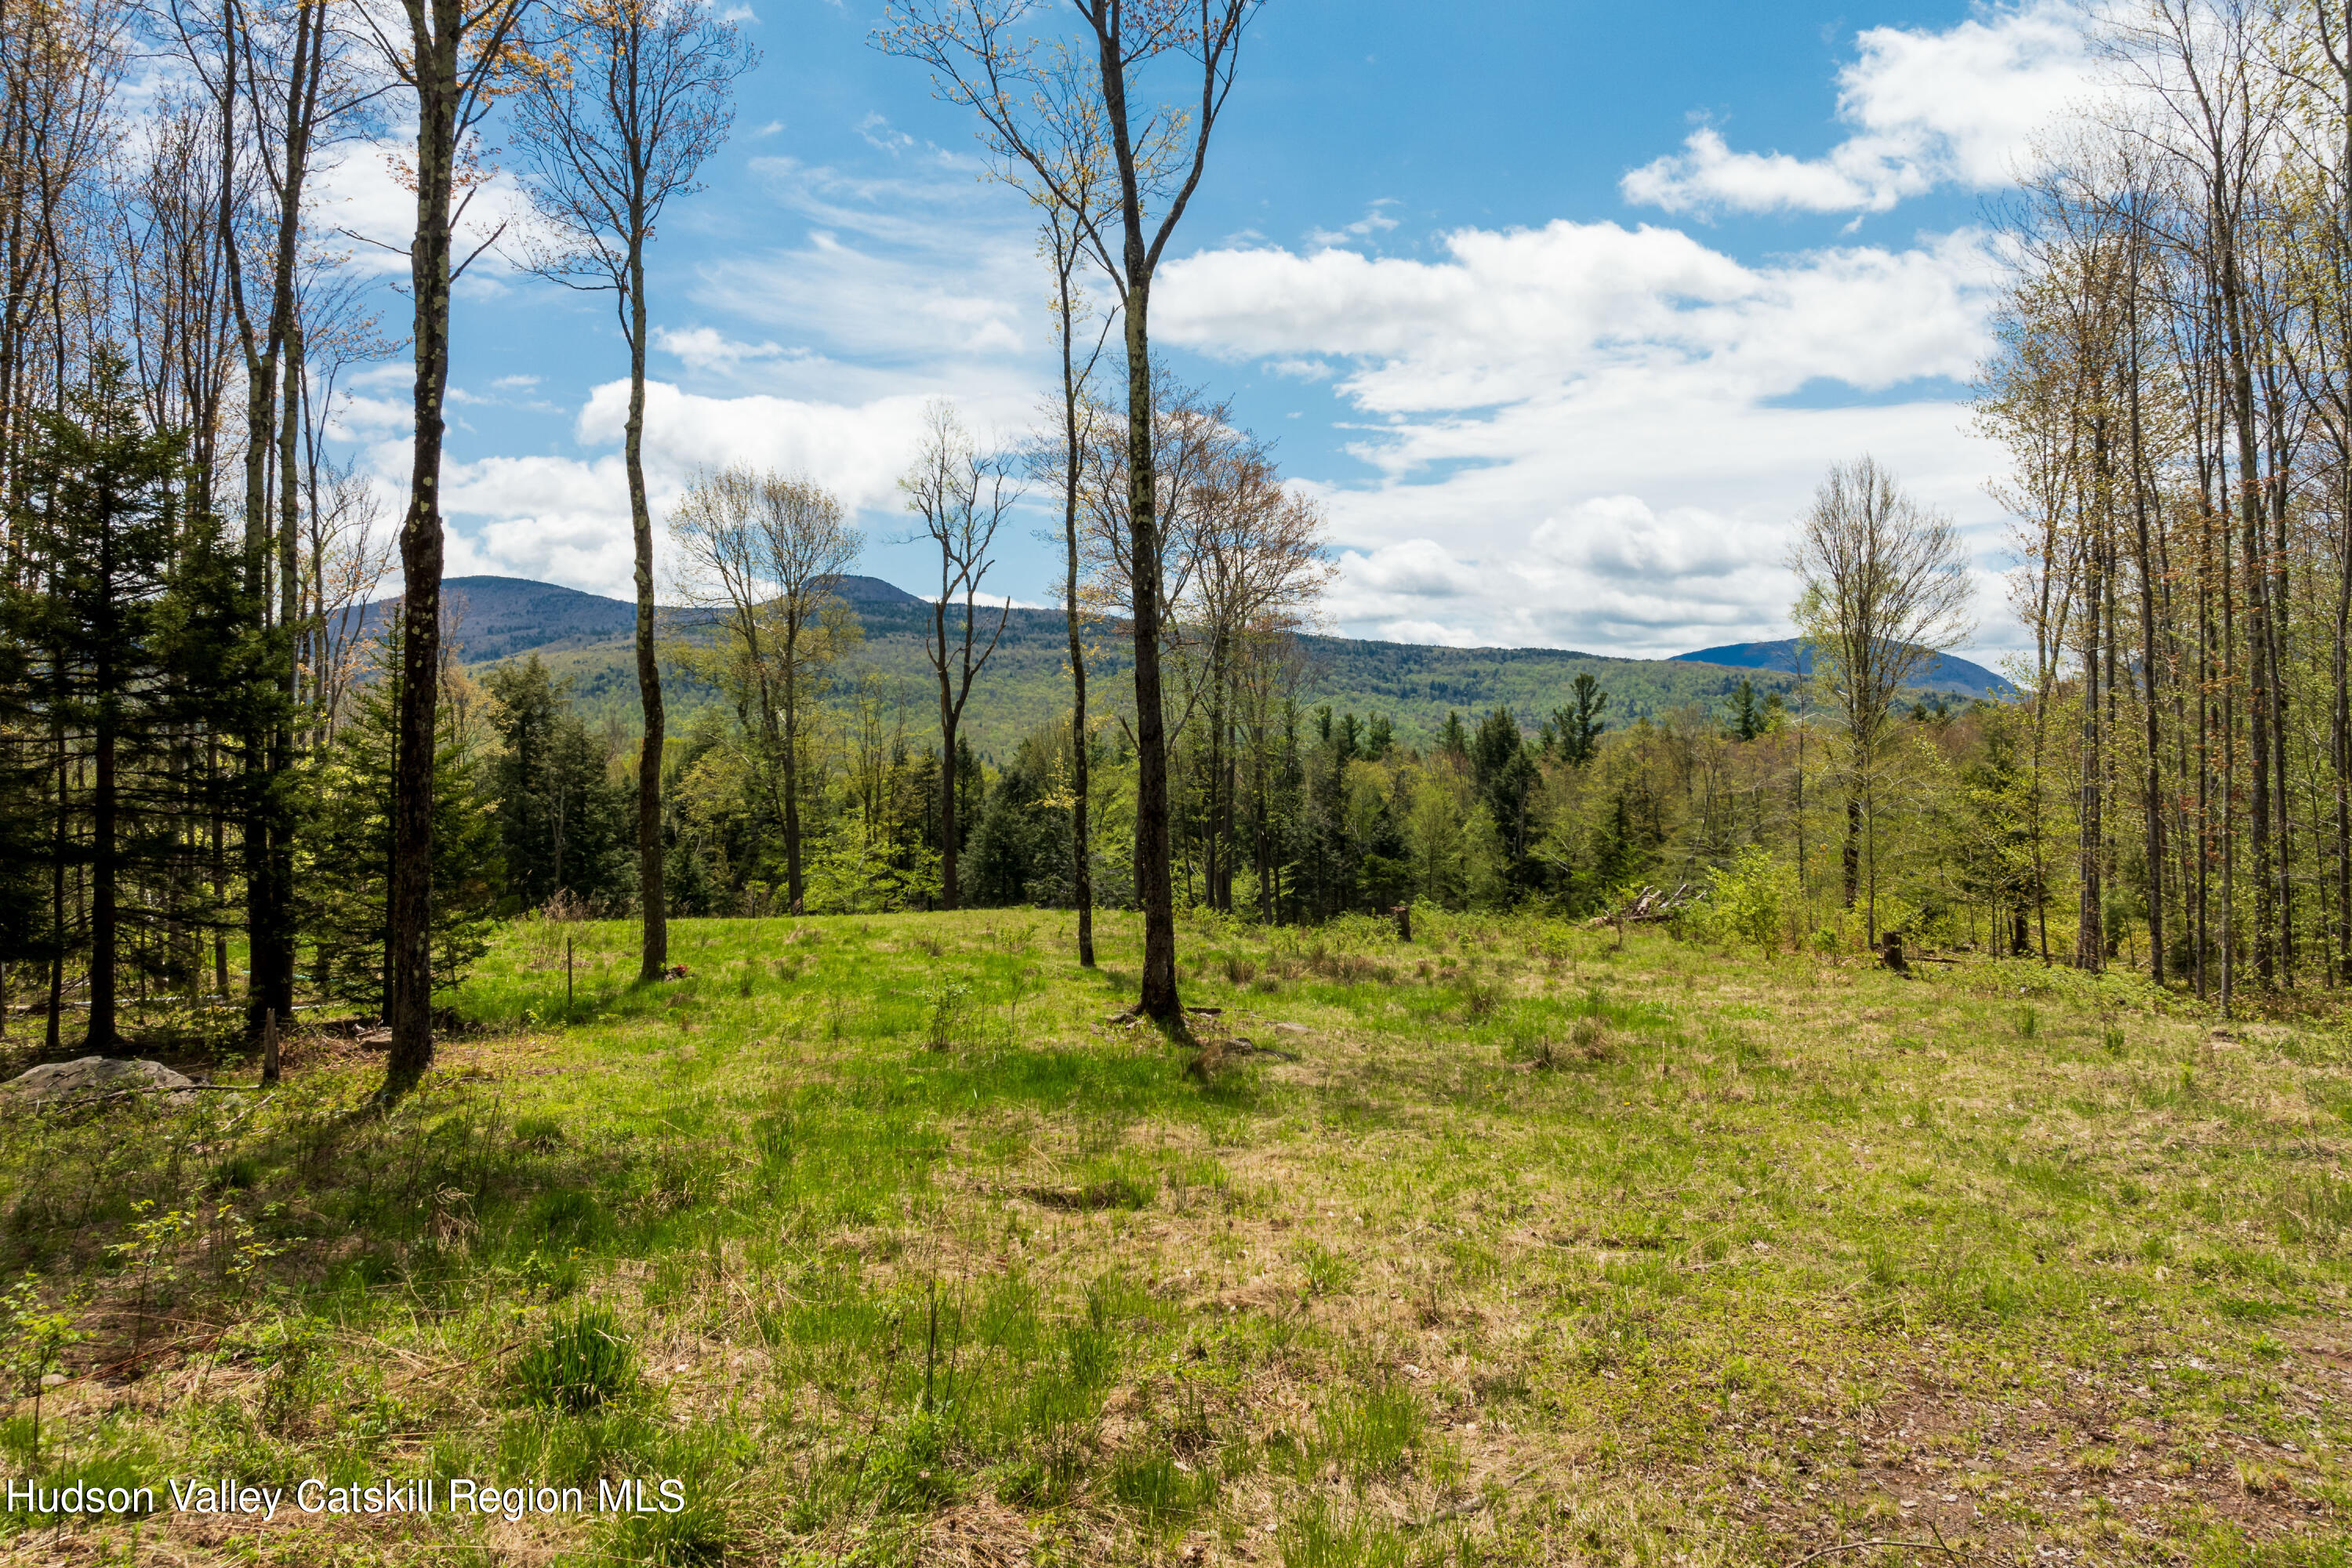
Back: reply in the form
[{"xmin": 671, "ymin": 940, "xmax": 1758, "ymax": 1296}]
[{"xmin": 2, "ymin": 907, "xmax": 2347, "ymax": 1565}]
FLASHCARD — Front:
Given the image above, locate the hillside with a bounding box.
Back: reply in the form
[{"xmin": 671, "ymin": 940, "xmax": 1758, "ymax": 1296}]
[
  {"xmin": 1674, "ymin": 637, "xmax": 2015, "ymax": 700},
  {"xmin": 369, "ymin": 575, "xmax": 2005, "ymax": 760}
]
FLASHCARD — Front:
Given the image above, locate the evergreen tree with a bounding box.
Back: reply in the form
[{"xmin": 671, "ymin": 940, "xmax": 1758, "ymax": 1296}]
[
  {"xmin": 302, "ymin": 627, "xmax": 501, "ymax": 1013},
  {"xmin": 485, "ymin": 657, "xmax": 635, "ymax": 911},
  {"xmin": 1730, "ymin": 677, "xmax": 1763, "ymax": 742},
  {"xmin": 1548, "ymin": 673, "xmax": 1609, "ymax": 767},
  {"xmin": 1470, "ymin": 706, "xmax": 1539, "ymax": 885},
  {"xmin": 3, "ymin": 354, "xmax": 205, "ymax": 1049},
  {"xmin": 1439, "ymin": 710, "xmax": 1468, "ymax": 760}
]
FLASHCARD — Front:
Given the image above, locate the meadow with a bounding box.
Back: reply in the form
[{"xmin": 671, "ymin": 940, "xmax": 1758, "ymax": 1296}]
[{"xmin": 2, "ymin": 909, "xmax": 2349, "ymax": 1567}]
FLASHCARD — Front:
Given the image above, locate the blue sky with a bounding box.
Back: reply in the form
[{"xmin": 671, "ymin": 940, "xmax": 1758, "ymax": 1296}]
[{"xmin": 324, "ymin": 0, "xmax": 2095, "ymax": 661}]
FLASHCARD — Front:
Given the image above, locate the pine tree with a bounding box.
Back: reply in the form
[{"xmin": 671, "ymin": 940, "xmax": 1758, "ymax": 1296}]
[
  {"xmin": 3, "ymin": 354, "xmax": 198, "ymax": 1050},
  {"xmin": 301, "ymin": 626, "xmax": 501, "ymax": 1014},
  {"xmin": 1730, "ymin": 678, "xmax": 1763, "ymax": 742},
  {"xmin": 485, "ymin": 657, "xmax": 635, "ymax": 912}
]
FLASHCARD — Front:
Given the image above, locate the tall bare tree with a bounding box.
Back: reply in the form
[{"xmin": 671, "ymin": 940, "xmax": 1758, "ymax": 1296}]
[
  {"xmin": 168, "ymin": 0, "xmax": 355, "ymax": 1044},
  {"xmin": 358, "ymin": 0, "xmax": 535, "ymax": 1096},
  {"xmin": 511, "ymin": 0, "xmax": 753, "ymax": 978},
  {"xmin": 1790, "ymin": 457, "xmax": 1975, "ymax": 946},
  {"xmin": 1025, "ymin": 122, "xmax": 1116, "ymax": 963},
  {"xmin": 880, "ymin": 0, "xmax": 1263, "ymax": 1020},
  {"xmin": 750, "ymin": 473, "xmax": 859, "ymax": 916},
  {"xmin": 1178, "ymin": 445, "xmax": 1328, "ymax": 913},
  {"xmin": 901, "ymin": 401, "xmax": 1019, "ymax": 911}
]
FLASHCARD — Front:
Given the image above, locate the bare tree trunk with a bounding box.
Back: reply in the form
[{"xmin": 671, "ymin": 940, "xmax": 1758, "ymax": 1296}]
[
  {"xmin": 385, "ymin": 13, "xmax": 461, "ymax": 1098},
  {"xmin": 2222, "ymin": 243, "xmax": 2275, "ymax": 990},
  {"xmin": 626, "ymin": 245, "xmax": 666, "ymax": 967},
  {"xmin": 1065, "ymin": 437, "xmax": 1093, "ymax": 964},
  {"xmin": 1121, "ymin": 278, "xmax": 1177, "ymax": 1017},
  {"xmin": 2129, "ymin": 278, "xmax": 2165, "ymax": 984},
  {"xmin": 2336, "ymin": 506, "xmax": 2351, "ymax": 984},
  {"xmin": 782, "ymin": 617, "xmax": 803, "ymax": 914},
  {"xmin": 920, "ymin": 600, "xmax": 953, "ymax": 919},
  {"xmin": 88, "ymin": 677, "xmax": 115, "ymax": 1050},
  {"xmin": 2078, "ymin": 483, "xmax": 2104, "ymax": 973}
]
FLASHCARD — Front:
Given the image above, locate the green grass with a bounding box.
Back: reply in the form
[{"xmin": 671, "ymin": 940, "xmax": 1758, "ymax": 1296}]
[{"xmin": 3, "ymin": 907, "xmax": 2351, "ymax": 1564}]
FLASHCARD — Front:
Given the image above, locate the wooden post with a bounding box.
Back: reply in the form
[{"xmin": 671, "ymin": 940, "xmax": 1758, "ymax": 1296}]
[
  {"xmin": 566, "ymin": 935, "xmax": 575, "ymax": 1011},
  {"xmin": 261, "ymin": 1007, "xmax": 281, "ymax": 1084}
]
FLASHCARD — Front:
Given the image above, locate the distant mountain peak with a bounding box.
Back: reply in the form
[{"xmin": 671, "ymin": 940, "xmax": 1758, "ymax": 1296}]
[
  {"xmin": 828, "ymin": 575, "xmax": 923, "ymax": 605},
  {"xmin": 1671, "ymin": 638, "xmax": 2015, "ymax": 699}
]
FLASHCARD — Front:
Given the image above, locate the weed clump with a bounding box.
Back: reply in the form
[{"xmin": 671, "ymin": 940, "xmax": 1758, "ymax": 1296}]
[
  {"xmin": 514, "ymin": 1114, "xmax": 566, "ymax": 1152},
  {"xmin": 1296, "ymin": 1240, "xmax": 1356, "ymax": 1297},
  {"xmin": 514, "ymin": 1302, "xmax": 636, "ymax": 1412},
  {"xmin": 924, "ymin": 981, "xmax": 971, "ymax": 1051},
  {"xmin": 1318, "ymin": 1381, "xmax": 1425, "ymax": 1485}
]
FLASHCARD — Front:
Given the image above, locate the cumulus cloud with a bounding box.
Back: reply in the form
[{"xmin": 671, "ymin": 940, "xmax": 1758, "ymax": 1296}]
[
  {"xmin": 653, "ymin": 325, "xmax": 792, "ymax": 372},
  {"xmin": 370, "ymin": 141, "xmax": 1054, "ymax": 601},
  {"xmin": 310, "ymin": 131, "xmax": 537, "ymax": 280},
  {"xmin": 387, "ymin": 373, "xmax": 1044, "ymax": 596},
  {"xmin": 1158, "ymin": 221, "xmax": 2013, "ymax": 655},
  {"xmin": 1621, "ymin": 0, "xmax": 2095, "ymax": 214}
]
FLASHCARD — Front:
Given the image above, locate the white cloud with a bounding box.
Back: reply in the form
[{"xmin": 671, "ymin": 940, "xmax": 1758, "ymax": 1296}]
[
  {"xmin": 653, "ymin": 325, "xmax": 791, "ymax": 372},
  {"xmin": 354, "ymin": 139, "xmax": 1058, "ymax": 604},
  {"xmin": 677, "ymin": 156, "xmax": 1044, "ymax": 401},
  {"xmin": 1621, "ymin": 0, "xmax": 2095, "ymax": 214},
  {"xmin": 309, "ymin": 131, "xmax": 538, "ymax": 278},
  {"xmin": 1159, "ymin": 220, "xmax": 2015, "ymax": 656},
  {"xmin": 1308, "ymin": 198, "xmax": 1401, "ymax": 247},
  {"xmin": 392, "ymin": 379, "xmax": 1036, "ymax": 597}
]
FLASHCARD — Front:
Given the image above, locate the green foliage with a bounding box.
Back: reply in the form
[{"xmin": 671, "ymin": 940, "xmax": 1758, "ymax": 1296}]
[
  {"xmin": 0, "ymin": 351, "xmax": 256, "ymax": 1031},
  {"xmin": 1699, "ymin": 845, "xmax": 1797, "ymax": 953},
  {"xmin": 2, "ymin": 1273, "xmax": 86, "ymax": 1467},
  {"xmin": 299, "ymin": 626, "xmax": 502, "ymax": 1008},
  {"xmin": 514, "ymin": 1302, "xmax": 637, "ymax": 1413},
  {"xmin": 485, "ymin": 655, "xmax": 637, "ymax": 913}
]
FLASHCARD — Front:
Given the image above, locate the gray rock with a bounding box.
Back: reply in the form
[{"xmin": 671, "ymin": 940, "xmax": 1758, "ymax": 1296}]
[{"xmin": 2, "ymin": 1055, "xmax": 196, "ymax": 1103}]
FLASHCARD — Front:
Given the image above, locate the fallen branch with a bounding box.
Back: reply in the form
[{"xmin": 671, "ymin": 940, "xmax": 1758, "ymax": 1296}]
[
  {"xmin": 1585, "ymin": 883, "xmax": 1701, "ymax": 927},
  {"xmin": 1410, "ymin": 1466, "xmax": 1536, "ymax": 1528},
  {"xmin": 388, "ymin": 1337, "xmax": 526, "ymax": 1390},
  {"xmin": 1788, "ymin": 1531, "xmax": 1980, "ymax": 1567},
  {"xmin": 218, "ymin": 1093, "xmax": 275, "ymax": 1136}
]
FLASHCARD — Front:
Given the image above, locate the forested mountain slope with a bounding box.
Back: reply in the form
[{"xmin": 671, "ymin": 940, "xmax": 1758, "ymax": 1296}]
[{"xmin": 370, "ymin": 575, "xmax": 2002, "ymax": 759}]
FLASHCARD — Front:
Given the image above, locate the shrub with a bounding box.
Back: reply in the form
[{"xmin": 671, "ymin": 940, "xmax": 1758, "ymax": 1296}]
[{"xmin": 1702, "ymin": 846, "xmax": 1797, "ymax": 953}]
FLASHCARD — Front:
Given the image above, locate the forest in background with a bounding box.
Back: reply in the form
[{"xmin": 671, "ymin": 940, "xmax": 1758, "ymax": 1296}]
[{"xmin": 9, "ymin": 0, "xmax": 2352, "ymax": 1076}]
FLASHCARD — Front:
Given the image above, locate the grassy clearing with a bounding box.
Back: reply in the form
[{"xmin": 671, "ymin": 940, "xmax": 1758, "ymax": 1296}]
[{"xmin": 3, "ymin": 909, "xmax": 2351, "ymax": 1566}]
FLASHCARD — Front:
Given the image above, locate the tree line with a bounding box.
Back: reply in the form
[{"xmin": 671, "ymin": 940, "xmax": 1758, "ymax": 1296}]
[
  {"xmin": 14, "ymin": 0, "xmax": 2332, "ymax": 1095},
  {"xmin": 1976, "ymin": 0, "xmax": 2352, "ymax": 1004}
]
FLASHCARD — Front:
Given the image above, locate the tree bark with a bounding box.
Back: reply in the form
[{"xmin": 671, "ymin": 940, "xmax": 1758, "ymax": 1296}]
[
  {"xmin": 625, "ymin": 240, "xmax": 666, "ymax": 970},
  {"xmin": 1123, "ymin": 279, "xmax": 1177, "ymax": 1016},
  {"xmin": 1059, "ymin": 266, "xmax": 1094, "ymax": 966},
  {"xmin": 2220, "ymin": 234, "xmax": 2275, "ymax": 989},
  {"xmin": 385, "ymin": 6, "xmax": 460, "ymax": 1098},
  {"xmin": 935, "ymin": 589, "xmax": 959, "ymax": 910},
  {"xmin": 89, "ymin": 609, "xmax": 117, "ymax": 1051},
  {"xmin": 782, "ymin": 610, "xmax": 803, "ymax": 914}
]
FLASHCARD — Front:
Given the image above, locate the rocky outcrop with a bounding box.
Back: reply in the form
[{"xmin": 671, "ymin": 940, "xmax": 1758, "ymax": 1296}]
[{"xmin": 1, "ymin": 1056, "xmax": 199, "ymax": 1103}]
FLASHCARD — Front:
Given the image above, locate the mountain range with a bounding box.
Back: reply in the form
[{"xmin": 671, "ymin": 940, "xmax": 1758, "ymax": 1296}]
[{"xmin": 362, "ymin": 576, "xmax": 2013, "ymax": 757}]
